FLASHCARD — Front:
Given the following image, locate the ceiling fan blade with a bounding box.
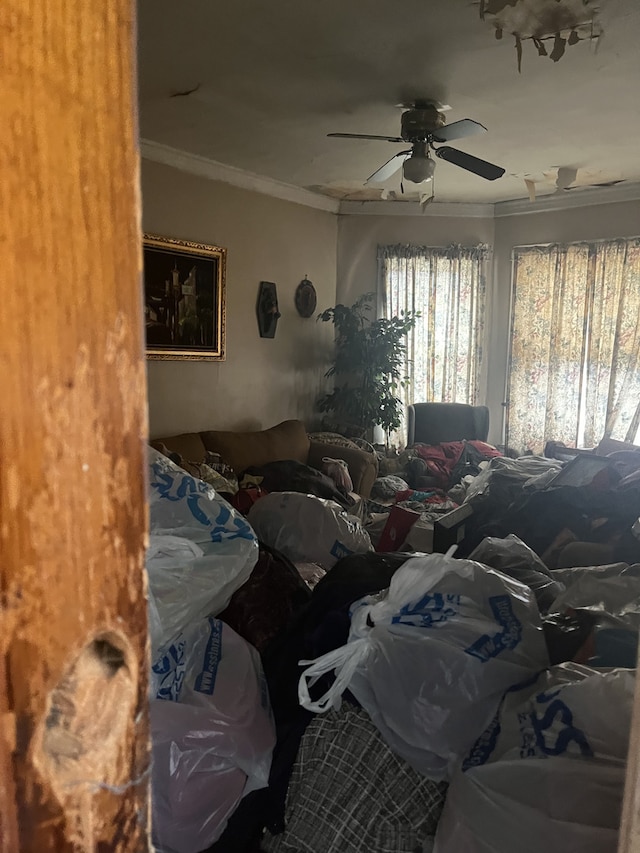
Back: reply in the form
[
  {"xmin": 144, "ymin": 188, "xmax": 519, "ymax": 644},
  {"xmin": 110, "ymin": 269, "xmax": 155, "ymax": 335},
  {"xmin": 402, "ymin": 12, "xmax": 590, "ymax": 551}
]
[
  {"xmin": 434, "ymin": 146, "xmax": 505, "ymax": 181},
  {"xmin": 431, "ymin": 119, "xmax": 487, "ymax": 143},
  {"xmin": 328, "ymin": 132, "xmax": 404, "ymax": 143},
  {"xmin": 365, "ymin": 151, "xmax": 411, "ymax": 184}
]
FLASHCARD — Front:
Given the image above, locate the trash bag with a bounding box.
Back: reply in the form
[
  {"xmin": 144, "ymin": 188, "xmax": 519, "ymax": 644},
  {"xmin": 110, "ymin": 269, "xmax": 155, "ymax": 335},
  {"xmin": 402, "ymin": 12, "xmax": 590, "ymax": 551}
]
[
  {"xmin": 147, "ymin": 447, "xmax": 258, "ymax": 654},
  {"xmin": 543, "ymin": 607, "xmax": 639, "ymax": 668},
  {"xmin": 469, "ymin": 534, "xmax": 565, "ymax": 613},
  {"xmin": 150, "ymin": 617, "xmax": 276, "ymax": 853},
  {"xmin": 247, "ymin": 492, "xmax": 372, "ymax": 570},
  {"xmin": 298, "ymin": 552, "xmax": 549, "ymax": 779},
  {"xmin": 463, "ymin": 456, "xmax": 562, "ymax": 504},
  {"xmin": 322, "ymin": 457, "xmax": 354, "ymax": 494},
  {"xmin": 549, "ymin": 562, "xmax": 640, "ymax": 625},
  {"xmin": 463, "ymin": 662, "xmax": 634, "ymax": 770},
  {"xmin": 434, "ymin": 756, "xmax": 625, "ymax": 853}
]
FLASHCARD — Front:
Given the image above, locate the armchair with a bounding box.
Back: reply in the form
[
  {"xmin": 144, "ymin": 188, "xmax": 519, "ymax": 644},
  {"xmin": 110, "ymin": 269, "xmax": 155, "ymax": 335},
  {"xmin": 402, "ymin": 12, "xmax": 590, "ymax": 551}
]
[{"xmin": 407, "ymin": 402, "xmax": 490, "ymax": 447}]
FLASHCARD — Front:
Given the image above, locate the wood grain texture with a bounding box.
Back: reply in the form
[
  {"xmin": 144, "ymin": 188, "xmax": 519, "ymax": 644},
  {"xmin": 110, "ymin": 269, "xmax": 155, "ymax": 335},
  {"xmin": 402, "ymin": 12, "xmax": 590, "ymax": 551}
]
[{"xmin": 0, "ymin": 1, "xmax": 149, "ymax": 850}]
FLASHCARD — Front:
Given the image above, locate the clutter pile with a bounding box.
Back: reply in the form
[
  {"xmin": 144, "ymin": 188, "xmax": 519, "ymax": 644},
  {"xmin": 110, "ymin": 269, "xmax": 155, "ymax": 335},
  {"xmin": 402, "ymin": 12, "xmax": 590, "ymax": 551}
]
[{"xmin": 146, "ymin": 436, "xmax": 640, "ymax": 853}]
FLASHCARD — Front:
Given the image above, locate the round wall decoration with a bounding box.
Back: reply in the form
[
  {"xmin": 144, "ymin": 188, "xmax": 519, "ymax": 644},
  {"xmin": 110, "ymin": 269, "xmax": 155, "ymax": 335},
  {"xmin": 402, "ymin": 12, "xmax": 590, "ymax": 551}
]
[{"xmin": 295, "ymin": 277, "xmax": 317, "ymax": 318}]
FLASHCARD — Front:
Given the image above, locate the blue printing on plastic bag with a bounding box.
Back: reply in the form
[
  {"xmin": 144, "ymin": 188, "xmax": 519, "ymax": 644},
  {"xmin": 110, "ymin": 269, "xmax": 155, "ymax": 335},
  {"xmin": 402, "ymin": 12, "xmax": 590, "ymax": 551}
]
[
  {"xmin": 526, "ymin": 688, "xmax": 593, "ymax": 758},
  {"xmin": 330, "ymin": 540, "xmax": 354, "ymax": 560},
  {"xmin": 464, "ymin": 595, "xmax": 523, "ymax": 662},
  {"xmin": 151, "ymin": 617, "xmax": 225, "ymax": 700},
  {"xmin": 194, "ymin": 618, "xmax": 224, "ymax": 695},
  {"xmin": 391, "ymin": 592, "xmax": 462, "ymax": 628},
  {"xmin": 153, "ymin": 636, "xmax": 187, "ymax": 701},
  {"xmin": 463, "ymin": 674, "xmax": 593, "ymax": 769},
  {"xmin": 151, "ymin": 463, "xmax": 255, "ymax": 543}
]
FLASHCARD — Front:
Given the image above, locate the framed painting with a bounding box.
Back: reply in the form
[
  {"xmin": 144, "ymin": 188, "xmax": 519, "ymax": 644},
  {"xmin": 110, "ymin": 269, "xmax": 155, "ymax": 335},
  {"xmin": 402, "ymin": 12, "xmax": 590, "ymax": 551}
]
[{"xmin": 143, "ymin": 233, "xmax": 226, "ymax": 360}]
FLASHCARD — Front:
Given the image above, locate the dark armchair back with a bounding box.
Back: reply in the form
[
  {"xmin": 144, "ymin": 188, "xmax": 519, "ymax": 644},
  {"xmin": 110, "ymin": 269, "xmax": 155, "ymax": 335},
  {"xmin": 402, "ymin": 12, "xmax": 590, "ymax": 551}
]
[{"xmin": 407, "ymin": 402, "xmax": 490, "ymax": 447}]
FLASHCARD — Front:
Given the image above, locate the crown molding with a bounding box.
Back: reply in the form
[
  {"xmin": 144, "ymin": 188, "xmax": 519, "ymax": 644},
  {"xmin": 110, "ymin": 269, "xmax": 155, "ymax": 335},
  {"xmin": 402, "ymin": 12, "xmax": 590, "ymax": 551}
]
[
  {"xmin": 493, "ymin": 181, "xmax": 640, "ymax": 217},
  {"xmin": 338, "ymin": 200, "xmax": 495, "ymax": 217},
  {"xmin": 140, "ymin": 138, "xmax": 640, "ymax": 219},
  {"xmin": 139, "ymin": 139, "xmax": 340, "ymax": 214}
]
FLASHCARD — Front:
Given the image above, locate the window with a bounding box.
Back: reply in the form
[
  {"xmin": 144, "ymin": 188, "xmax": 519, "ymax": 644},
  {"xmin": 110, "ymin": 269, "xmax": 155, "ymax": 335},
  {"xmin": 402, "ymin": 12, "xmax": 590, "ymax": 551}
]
[
  {"xmin": 379, "ymin": 243, "xmax": 488, "ymax": 443},
  {"xmin": 506, "ymin": 238, "xmax": 640, "ymax": 454}
]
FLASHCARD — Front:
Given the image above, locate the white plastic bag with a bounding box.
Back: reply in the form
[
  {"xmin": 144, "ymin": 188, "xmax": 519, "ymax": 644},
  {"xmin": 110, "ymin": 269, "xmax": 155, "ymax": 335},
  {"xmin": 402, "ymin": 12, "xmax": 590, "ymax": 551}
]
[
  {"xmin": 549, "ymin": 563, "xmax": 640, "ymax": 625},
  {"xmin": 463, "ymin": 662, "xmax": 634, "ymax": 770},
  {"xmin": 463, "ymin": 456, "xmax": 562, "ymax": 503},
  {"xmin": 322, "ymin": 457, "xmax": 354, "ymax": 493},
  {"xmin": 247, "ymin": 491, "xmax": 372, "ymax": 569},
  {"xmin": 151, "ymin": 617, "xmax": 276, "ymax": 853},
  {"xmin": 298, "ymin": 552, "xmax": 549, "ymax": 779},
  {"xmin": 434, "ymin": 757, "xmax": 624, "ymax": 853},
  {"xmin": 469, "ymin": 534, "xmax": 565, "ymax": 613},
  {"xmin": 147, "ymin": 448, "xmax": 258, "ymax": 653}
]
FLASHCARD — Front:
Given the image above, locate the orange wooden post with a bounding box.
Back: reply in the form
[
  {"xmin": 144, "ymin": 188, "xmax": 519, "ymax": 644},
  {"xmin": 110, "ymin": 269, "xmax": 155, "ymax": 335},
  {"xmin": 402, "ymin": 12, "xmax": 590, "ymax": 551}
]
[{"xmin": 0, "ymin": 1, "xmax": 150, "ymax": 850}]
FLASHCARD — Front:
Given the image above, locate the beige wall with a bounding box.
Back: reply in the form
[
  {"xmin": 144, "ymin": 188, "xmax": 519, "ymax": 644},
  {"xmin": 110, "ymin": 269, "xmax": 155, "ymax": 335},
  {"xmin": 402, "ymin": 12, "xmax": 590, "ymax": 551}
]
[
  {"xmin": 489, "ymin": 199, "xmax": 640, "ymax": 444},
  {"xmin": 142, "ymin": 159, "xmax": 338, "ymax": 438}
]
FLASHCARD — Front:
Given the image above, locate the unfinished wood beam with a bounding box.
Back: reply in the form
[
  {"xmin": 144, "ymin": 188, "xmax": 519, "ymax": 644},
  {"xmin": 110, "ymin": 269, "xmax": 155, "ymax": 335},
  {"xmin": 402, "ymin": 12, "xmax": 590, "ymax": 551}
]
[{"xmin": 0, "ymin": 1, "xmax": 149, "ymax": 849}]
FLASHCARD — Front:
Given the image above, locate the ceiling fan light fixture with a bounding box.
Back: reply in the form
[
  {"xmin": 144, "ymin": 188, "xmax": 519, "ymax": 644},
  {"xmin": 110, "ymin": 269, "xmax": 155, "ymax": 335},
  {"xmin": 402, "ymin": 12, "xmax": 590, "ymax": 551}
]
[{"xmin": 402, "ymin": 154, "xmax": 436, "ymax": 184}]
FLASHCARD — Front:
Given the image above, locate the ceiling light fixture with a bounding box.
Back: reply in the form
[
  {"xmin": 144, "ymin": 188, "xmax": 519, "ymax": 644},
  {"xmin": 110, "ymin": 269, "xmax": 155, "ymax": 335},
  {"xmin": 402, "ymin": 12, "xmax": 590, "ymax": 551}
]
[{"xmin": 402, "ymin": 146, "xmax": 436, "ymax": 184}]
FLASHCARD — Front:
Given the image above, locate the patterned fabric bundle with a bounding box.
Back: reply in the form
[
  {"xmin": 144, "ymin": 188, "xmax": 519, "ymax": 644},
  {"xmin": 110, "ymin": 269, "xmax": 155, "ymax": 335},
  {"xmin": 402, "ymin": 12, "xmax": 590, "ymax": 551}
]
[{"xmin": 263, "ymin": 703, "xmax": 447, "ymax": 853}]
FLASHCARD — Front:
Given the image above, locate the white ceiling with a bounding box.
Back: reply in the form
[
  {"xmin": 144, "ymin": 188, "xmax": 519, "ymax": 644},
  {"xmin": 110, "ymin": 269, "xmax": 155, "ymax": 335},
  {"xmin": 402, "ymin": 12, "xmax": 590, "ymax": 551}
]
[{"xmin": 137, "ymin": 0, "xmax": 640, "ymax": 205}]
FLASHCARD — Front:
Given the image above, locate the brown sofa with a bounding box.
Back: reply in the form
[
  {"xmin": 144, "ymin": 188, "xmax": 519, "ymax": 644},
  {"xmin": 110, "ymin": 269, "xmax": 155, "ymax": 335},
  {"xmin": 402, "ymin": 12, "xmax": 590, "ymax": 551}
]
[{"xmin": 150, "ymin": 419, "xmax": 378, "ymax": 498}]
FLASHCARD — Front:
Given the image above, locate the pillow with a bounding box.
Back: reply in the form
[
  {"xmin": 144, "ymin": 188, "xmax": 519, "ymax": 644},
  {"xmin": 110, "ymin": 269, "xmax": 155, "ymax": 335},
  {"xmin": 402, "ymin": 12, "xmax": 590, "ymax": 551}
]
[
  {"xmin": 205, "ymin": 451, "xmax": 237, "ymax": 481},
  {"xmin": 308, "ymin": 432, "xmax": 361, "ymax": 451}
]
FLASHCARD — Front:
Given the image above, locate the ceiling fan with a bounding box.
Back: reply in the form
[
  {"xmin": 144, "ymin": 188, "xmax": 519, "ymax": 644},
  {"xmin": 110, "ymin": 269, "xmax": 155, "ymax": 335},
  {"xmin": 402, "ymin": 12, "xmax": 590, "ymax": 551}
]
[{"xmin": 328, "ymin": 101, "xmax": 505, "ymax": 185}]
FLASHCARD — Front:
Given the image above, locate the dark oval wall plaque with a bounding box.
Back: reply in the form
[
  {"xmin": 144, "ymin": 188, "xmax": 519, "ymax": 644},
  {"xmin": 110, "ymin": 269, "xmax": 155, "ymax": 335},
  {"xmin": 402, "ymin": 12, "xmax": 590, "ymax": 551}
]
[{"xmin": 295, "ymin": 278, "xmax": 317, "ymax": 318}]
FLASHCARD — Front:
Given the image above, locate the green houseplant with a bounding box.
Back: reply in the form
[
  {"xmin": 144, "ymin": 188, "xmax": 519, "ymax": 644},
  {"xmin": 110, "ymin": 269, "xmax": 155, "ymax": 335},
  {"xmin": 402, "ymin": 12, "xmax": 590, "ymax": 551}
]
[{"xmin": 317, "ymin": 292, "xmax": 419, "ymax": 440}]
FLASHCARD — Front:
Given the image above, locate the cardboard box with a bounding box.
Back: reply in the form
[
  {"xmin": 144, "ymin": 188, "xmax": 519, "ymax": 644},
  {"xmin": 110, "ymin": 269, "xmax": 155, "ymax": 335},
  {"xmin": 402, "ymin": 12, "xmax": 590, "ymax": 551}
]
[
  {"xmin": 432, "ymin": 503, "xmax": 475, "ymax": 553},
  {"xmin": 376, "ymin": 505, "xmax": 421, "ymax": 552}
]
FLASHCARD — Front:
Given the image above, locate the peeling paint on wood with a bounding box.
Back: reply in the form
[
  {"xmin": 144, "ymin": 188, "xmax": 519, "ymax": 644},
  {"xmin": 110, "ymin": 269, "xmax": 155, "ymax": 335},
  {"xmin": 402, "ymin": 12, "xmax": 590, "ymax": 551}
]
[{"xmin": 0, "ymin": 1, "xmax": 149, "ymax": 850}]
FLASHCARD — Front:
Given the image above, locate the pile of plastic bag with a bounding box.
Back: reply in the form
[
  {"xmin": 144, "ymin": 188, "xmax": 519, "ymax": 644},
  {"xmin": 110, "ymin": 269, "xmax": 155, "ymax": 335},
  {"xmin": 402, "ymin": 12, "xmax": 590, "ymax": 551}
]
[
  {"xmin": 297, "ymin": 543, "xmax": 636, "ymax": 853},
  {"xmin": 435, "ymin": 663, "xmax": 633, "ymax": 853},
  {"xmin": 298, "ymin": 550, "xmax": 550, "ymax": 779},
  {"xmin": 147, "ymin": 447, "xmax": 259, "ymax": 656},
  {"xmin": 146, "ymin": 448, "xmax": 275, "ymax": 852}
]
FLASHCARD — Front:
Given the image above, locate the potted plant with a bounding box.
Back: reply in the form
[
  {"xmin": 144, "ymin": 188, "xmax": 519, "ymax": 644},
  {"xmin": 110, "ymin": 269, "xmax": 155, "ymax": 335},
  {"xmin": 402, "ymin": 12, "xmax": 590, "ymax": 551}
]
[{"xmin": 317, "ymin": 292, "xmax": 419, "ymax": 442}]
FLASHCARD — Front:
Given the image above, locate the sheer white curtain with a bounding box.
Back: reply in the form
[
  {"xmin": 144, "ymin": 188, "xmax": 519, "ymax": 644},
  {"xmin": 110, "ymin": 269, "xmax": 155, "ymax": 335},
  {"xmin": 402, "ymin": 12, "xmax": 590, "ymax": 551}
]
[
  {"xmin": 506, "ymin": 237, "xmax": 640, "ymax": 454},
  {"xmin": 378, "ymin": 243, "xmax": 489, "ymax": 446}
]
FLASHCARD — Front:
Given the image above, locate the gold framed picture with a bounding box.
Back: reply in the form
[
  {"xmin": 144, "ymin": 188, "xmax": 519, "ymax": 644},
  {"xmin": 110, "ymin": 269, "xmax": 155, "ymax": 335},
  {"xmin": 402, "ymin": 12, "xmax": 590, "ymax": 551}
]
[{"xmin": 143, "ymin": 233, "xmax": 226, "ymax": 361}]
